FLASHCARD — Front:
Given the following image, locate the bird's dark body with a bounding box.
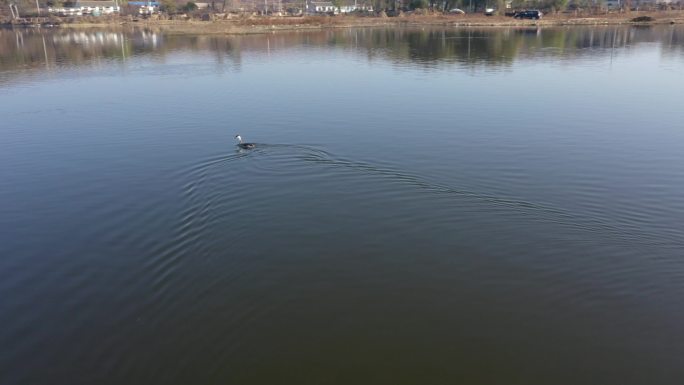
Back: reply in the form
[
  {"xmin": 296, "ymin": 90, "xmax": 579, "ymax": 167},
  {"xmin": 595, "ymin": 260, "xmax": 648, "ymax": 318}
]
[{"xmin": 234, "ymin": 134, "xmax": 255, "ymax": 149}]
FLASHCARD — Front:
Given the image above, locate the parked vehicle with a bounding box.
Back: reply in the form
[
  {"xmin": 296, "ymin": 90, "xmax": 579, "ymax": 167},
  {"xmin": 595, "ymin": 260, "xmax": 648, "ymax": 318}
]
[
  {"xmin": 448, "ymin": 8, "xmax": 465, "ymax": 14},
  {"xmin": 485, "ymin": 8, "xmax": 495, "ymax": 16},
  {"xmin": 514, "ymin": 10, "xmax": 542, "ymax": 19}
]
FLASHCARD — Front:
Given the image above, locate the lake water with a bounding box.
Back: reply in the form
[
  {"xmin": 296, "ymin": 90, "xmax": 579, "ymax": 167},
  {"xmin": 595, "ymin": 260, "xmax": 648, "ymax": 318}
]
[{"xmin": 1, "ymin": 25, "xmax": 683, "ymax": 384}]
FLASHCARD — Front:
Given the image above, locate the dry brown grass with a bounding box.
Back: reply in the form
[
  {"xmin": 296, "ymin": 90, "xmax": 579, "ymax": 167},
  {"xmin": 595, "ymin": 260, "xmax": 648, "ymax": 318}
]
[{"xmin": 47, "ymin": 10, "xmax": 684, "ymax": 34}]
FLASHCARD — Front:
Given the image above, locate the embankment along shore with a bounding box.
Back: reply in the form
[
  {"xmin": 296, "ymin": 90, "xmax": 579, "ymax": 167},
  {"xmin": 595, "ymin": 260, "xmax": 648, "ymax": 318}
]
[{"xmin": 6, "ymin": 11, "xmax": 684, "ymax": 34}]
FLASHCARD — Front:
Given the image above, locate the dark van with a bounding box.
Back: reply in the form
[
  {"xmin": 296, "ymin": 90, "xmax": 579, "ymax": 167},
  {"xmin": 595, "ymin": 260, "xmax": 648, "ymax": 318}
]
[{"xmin": 514, "ymin": 10, "xmax": 542, "ymax": 19}]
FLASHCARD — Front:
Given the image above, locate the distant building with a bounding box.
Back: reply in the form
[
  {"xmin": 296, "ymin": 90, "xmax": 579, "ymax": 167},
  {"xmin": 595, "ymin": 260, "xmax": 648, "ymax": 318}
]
[
  {"xmin": 48, "ymin": 0, "xmax": 120, "ymax": 15},
  {"xmin": 339, "ymin": 3, "xmax": 373, "ymax": 13},
  {"xmin": 78, "ymin": 0, "xmax": 119, "ymax": 10},
  {"xmin": 631, "ymin": 0, "xmax": 674, "ymax": 5},
  {"xmin": 306, "ymin": 1, "xmax": 337, "ymax": 14},
  {"xmin": 305, "ymin": 1, "xmax": 373, "ymax": 14},
  {"xmin": 128, "ymin": 1, "xmax": 159, "ymax": 14},
  {"xmin": 605, "ymin": 0, "xmax": 672, "ymax": 7}
]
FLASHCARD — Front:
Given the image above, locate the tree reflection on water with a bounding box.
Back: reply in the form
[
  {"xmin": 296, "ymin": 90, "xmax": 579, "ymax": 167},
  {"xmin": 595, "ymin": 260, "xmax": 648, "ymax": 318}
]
[{"xmin": 1, "ymin": 25, "xmax": 683, "ymax": 77}]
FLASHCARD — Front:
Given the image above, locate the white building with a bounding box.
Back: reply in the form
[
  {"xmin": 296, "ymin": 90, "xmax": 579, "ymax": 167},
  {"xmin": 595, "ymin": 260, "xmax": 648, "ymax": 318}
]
[
  {"xmin": 48, "ymin": 0, "xmax": 120, "ymax": 16},
  {"xmin": 307, "ymin": 1, "xmax": 337, "ymax": 13},
  {"xmin": 305, "ymin": 1, "xmax": 373, "ymax": 14},
  {"xmin": 339, "ymin": 3, "xmax": 373, "ymax": 12},
  {"xmin": 607, "ymin": 0, "xmax": 673, "ymax": 7}
]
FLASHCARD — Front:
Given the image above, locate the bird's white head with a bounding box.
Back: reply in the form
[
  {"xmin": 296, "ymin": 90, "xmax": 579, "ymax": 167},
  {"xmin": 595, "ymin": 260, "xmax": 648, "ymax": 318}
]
[{"xmin": 235, "ymin": 135, "xmax": 243, "ymax": 143}]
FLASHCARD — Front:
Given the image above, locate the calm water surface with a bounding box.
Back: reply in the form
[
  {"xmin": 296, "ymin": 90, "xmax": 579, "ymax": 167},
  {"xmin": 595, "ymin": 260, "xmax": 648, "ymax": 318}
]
[{"xmin": 1, "ymin": 26, "xmax": 684, "ymax": 384}]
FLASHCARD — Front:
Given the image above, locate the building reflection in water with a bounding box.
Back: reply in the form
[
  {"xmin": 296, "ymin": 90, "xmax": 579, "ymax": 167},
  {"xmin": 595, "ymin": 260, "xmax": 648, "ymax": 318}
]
[{"xmin": 0, "ymin": 26, "xmax": 682, "ymax": 78}]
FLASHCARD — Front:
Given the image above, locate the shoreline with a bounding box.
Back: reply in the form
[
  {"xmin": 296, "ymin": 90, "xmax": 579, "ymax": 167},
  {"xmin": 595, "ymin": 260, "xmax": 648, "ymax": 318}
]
[{"xmin": 5, "ymin": 12, "xmax": 684, "ymax": 34}]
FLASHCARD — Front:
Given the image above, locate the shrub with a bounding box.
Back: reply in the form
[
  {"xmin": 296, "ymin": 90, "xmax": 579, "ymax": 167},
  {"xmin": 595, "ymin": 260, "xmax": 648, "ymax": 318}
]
[
  {"xmin": 631, "ymin": 16, "xmax": 654, "ymax": 22},
  {"xmin": 183, "ymin": 2, "xmax": 198, "ymax": 12},
  {"xmin": 410, "ymin": 0, "xmax": 429, "ymax": 9}
]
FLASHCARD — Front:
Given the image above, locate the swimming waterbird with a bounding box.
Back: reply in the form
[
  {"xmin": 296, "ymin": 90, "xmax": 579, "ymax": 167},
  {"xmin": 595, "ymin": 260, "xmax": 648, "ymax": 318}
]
[{"xmin": 235, "ymin": 135, "xmax": 256, "ymax": 149}]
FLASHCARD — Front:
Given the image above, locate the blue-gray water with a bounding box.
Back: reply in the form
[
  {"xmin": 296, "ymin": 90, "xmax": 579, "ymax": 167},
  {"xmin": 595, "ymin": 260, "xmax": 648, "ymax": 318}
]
[{"xmin": 1, "ymin": 26, "xmax": 683, "ymax": 384}]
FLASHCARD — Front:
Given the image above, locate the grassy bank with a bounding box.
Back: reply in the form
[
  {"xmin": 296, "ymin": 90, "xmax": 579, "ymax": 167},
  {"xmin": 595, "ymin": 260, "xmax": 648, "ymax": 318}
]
[{"xmin": 14, "ymin": 11, "xmax": 684, "ymax": 34}]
